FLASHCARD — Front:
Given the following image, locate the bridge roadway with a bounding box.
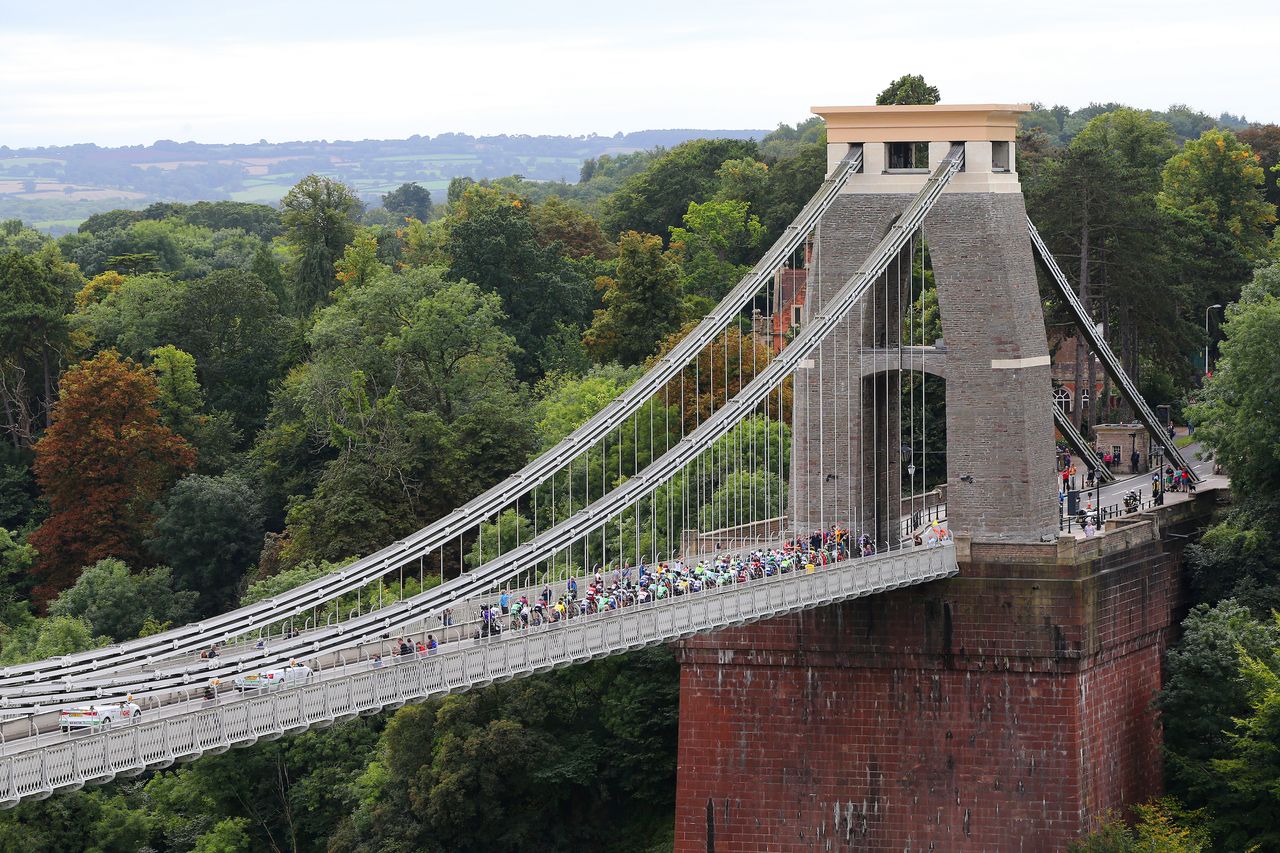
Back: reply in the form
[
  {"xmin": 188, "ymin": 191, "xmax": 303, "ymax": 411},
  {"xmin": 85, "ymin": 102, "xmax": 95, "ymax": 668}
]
[
  {"xmin": 1, "ymin": 511, "xmax": 946, "ymax": 710},
  {"xmin": 0, "ymin": 532, "xmax": 945, "ymax": 710},
  {"xmin": 0, "ymin": 543, "xmax": 956, "ymax": 807}
]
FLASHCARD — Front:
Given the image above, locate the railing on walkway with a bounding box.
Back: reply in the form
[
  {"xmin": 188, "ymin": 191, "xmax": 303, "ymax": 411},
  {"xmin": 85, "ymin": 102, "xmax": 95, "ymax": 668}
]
[{"xmin": 0, "ymin": 544, "xmax": 956, "ymax": 808}]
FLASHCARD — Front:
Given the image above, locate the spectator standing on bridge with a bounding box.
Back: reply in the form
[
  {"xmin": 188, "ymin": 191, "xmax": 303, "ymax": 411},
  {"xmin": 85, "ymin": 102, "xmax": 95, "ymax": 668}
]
[{"xmin": 500, "ymin": 591, "xmax": 510, "ymax": 615}]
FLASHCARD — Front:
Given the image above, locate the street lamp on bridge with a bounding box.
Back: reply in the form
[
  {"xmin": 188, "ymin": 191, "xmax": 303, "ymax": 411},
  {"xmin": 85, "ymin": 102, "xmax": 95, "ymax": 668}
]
[{"xmin": 1205, "ymin": 303, "xmax": 1222, "ymax": 378}]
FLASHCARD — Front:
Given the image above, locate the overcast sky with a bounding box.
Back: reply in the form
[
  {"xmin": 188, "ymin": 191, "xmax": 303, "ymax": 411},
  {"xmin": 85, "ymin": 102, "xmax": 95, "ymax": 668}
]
[{"xmin": 1, "ymin": 0, "xmax": 1275, "ymax": 148}]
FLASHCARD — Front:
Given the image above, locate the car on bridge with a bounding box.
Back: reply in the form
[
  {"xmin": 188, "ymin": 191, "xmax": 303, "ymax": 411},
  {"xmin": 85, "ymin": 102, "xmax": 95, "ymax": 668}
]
[
  {"xmin": 58, "ymin": 699, "xmax": 142, "ymax": 733},
  {"xmin": 232, "ymin": 663, "xmax": 312, "ymax": 691}
]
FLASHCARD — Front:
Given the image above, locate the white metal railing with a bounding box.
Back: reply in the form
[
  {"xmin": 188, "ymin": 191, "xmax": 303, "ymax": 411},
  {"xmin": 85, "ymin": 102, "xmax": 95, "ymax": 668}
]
[{"xmin": 0, "ymin": 544, "xmax": 956, "ymax": 807}]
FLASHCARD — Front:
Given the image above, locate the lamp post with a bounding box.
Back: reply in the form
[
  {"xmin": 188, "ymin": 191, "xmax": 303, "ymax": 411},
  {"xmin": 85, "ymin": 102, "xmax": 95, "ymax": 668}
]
[{"xmin": 1205, "ymin": 303, "xmax": 1222, "ymax": 377}]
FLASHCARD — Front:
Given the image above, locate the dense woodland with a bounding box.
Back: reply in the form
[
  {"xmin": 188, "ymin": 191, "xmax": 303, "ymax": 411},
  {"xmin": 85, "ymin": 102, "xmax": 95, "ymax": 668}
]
[{"xmin": 0, "ymin": 75, "xmax": 1278, "ymax": 851}]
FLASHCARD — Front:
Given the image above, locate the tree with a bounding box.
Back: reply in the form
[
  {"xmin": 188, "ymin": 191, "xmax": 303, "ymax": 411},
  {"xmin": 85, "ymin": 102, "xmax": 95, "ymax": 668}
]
[
  {"xmin": 602, "ymin": 138, "xmax": 759, "ymax": 238},
  {"xmin": 74, "ymin": 270, "xmax": 125, "ymax": 310},
  {"xmin": 1237, "ymin": 124, "xmax": 1280, "ymax": 214},
  {"xmin": 82, "ymin": 269, "xmax": 289, "ymax": 434},
  {"xmin": 442, "ymin": 185, "xmax": 592, "ymax": 379},
  {"xmin": 1159, "ymin": 129, "xmax": 1277, "ymax": 262},
  {"xmin": 0, "ymin": 247, "xmax": 74, "ymax": 448},
  {"xmin": 330, "ymin": 647, "xmax": 679, "ymax": 853},
  {"xmin": 381, "ymin": 182, "xmax": 433, "ymax": 223},
  {"xmin": 147, "ymin": 345, "xmax": 205, "ymax": 436},
  {"xmin": 528, "ymin": 196, "xmax": 614, "ymax": 259},
  {"xmin": 875, "ymin": 74, "xmax": 941, "ymax": 106},
  {"xmin": 760, "ymin": 141, "xmax": 827, "ymax": 243},
  {"xmin": 48, "ymin": 557, "xmax": 196, "ymax": 642},
  {"xmin": 281, "ymin": 175, "xmax": 361, "ymax": 315},
  {"xmin": 583, "ymin": 231, "xmax": 683, "ymax": 365},
  {"xmin": 0, "ymin": 524, "xmax": 35, "ymax": 602},
  {"xmin": 1159, "ymin": 601, "xmax": 1280, "ymax": 809},
  {"xmin": 250, "ymin": 242, "xmax": 287, "ymax": 306},
  {"xmin": 147, "ymin": 474, "xmax": 264, "ymax": 615},
  {"xmin": 659, "ymin": 324, "xmax": 785, "ymax": 431},
  {"xmin": 0, "ymin": 613, "xmax": 104, "ymax": 665},
  {"xmin": 668, "ymin": 199, "xmax": 765, "ymax": 301},
  {"xmin": 532, "ymin": 364, "xmax": 643, "ymax": 451},
  {"xmin": 1209, "ymin": 621, "xmax": 1280, "ymax": 851},
  {"xmin": 192, "ymin": 817, "xmax": 253, "ymax": 853},
  {"xmin": 269, "ymin": 267, "xmax": 534, "ymax": 563},
  {"xmin": 334, "ymin": 230, "xmax": 389, "ymax": 291},
  {"xmin": 1067, "ymin": 800, "xmax": 1209, "ymax": 852},
  {"xmin": 27, "ymin": 350, "xmax": 195, "ymax": 604},
  {"xmin": 1187, "ymin": 268, "xmax": 1280, "ymax": 504}
]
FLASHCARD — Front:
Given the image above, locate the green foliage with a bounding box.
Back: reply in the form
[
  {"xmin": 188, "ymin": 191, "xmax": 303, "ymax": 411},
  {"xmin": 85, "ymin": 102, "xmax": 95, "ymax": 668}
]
[
  {"xmin": 331, "ymin": 647, "xmax": 678, "ymax": 853},
  {"xmin": 147, "ymin": 473, "xmax": 265, "ymax": 615},
  {"xmin": 584, "ymin": 231, "xmax": 684, "ymax": 365},
  {"xmin": 0, "ymin": 246, "xmax": 76, "ymax": 448},
  {"xmin": 1068, "ymin": 800, "xmax": 1209, "ymax": 851},
  {"xmin": 697, "ymin": 469, "xmax": 783, "ymax": 530},
  {"xmin": 191, "ymin": 817, "xmax": 252, "ymax": 853},
  {"xmin": 0, "ymin": 524, "xmax": 36, "ymax": 601},
  {"xmin": 0, "ymin": 611, "xmax": 105, "ymax": 665},
  {"xmin": 80, "ymin": 268, "xmax": 289, "ymax": 433},
  {"xmin": 442, "ymin": 185, "xmax": 593, "ymax": 380},
  {"xmin": 528, "ymin": 195, "xmax": 614, "ymax": 259},
  {"xmin": 381, "ymin": 182, "xmax": 433, "ymax": 223},
  {"xmin": 1160, "ymin": 129, "xmax": 1277, "ymax": 261},
  {"xmin": 1027, "ymin": 109, "xmax": 1197, "ymax": 413},
  {"xmin": 533, "ymin": 364, "xmax": 642, "ymax": 451},
  {"xmin": 1187, "ymin": 267, "xmax": 1280, "ymax": 504},
  {"xmin": 1209, "ymin": 622, "xmax": 1280, "ymax": 850},
  {"xmin": 465, "ymin": 509, "xmax": 533, "ymax": 568},
  {"xmin": 0, "ymin": 455, "xmax": 36, "ymax": 532},
  {"xmin": 1183, "ymin": 509, "xmax": 1280, "ymax": 614},
  {"xmin": 1159, "ymin": 600, "xmax": 1280, "ymax": 811},
  {"xmin": 268, "ymin": 266, "xmax": 534, "ymax": 563},
  {"xmin": 875, "ymin": 74, "xmax": 941, "ymax": 106},
  {"xmin": 602, "ymin": 138, "xmax": 759, "ymax": 238},
  {"xmin": 281, "ymin": 174, "xmax": 361, "ymax": 316},
  {"xmin": 48, "ymin": 557, "xmax": 197, "ymax": 642},
  {"xmin": 668, "ymin": 199, "xmax": 764, "ymax": 301},
  {"xmin": 240, "ymin": 559, "xmax": 343, "ymax": 606}
]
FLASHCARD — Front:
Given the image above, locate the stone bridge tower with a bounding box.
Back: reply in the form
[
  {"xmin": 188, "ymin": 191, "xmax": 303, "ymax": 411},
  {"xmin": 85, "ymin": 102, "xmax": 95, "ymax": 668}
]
[
  {"xmin": 789, "ymin": 104, "xmax": 1058, "ymax": 545},
  {"xmin": 675, "ymin": 105, "xmax": 1195, "ymax": 852}
]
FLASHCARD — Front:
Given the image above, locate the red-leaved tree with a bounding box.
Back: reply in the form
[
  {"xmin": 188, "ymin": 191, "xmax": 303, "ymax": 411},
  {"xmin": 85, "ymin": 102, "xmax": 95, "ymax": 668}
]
[{"xmin": 28, "ymin": 350, "xmax": 195, "ymax": 604}]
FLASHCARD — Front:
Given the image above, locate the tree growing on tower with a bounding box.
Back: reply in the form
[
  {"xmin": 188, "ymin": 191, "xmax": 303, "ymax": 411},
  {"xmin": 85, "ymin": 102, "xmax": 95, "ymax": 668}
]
[{"xmin": 875, "ymin": 74, "xmax": 941, "ymax": 106}]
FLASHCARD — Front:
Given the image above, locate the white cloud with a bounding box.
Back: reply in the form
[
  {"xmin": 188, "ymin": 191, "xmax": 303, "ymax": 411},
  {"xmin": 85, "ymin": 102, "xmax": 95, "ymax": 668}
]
[{"xmin": 0, "ymin": 2, "xmax": 1275, "ymax": 147}]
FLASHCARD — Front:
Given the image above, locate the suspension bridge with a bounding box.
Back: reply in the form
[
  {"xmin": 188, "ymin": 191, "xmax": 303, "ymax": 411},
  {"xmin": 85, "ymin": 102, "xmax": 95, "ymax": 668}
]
[{"xmin": 0, "ymin": 104, "xmax": 1219, "ymax": 850}]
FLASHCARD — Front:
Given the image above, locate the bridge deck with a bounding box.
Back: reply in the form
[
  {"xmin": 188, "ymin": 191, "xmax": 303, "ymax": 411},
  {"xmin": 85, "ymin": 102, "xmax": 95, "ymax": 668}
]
[{"xmin": 0, "ymin": 544, "xmax": 956, "ymax": 808}]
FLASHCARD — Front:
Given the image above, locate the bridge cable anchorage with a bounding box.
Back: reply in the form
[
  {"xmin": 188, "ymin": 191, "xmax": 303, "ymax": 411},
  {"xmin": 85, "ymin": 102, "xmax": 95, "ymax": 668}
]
[
  {"xmin": 0, "ymin": 150, "xmax": 868, "ymax": 696},
  {"xmin": 1026, "ymin": 218, "xmax": 1198, "ymax": 481},
  {"xmin": 0, "ymin": 144, "xmax": 963, "ymax": 715}
]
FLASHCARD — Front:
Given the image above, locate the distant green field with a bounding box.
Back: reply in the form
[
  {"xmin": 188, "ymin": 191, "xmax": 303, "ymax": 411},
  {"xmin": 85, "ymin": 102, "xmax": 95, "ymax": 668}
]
[
  {"xmin": 372, "ymin": 154, "xmax": 482, "ymax": 163},
  {"xmin": 231, "ymin": 185, "xmax": 288, "ymax": 203},
  {"xmin": 0, "ymin": 157, "xmax": 65, "ymax": 167},
  {"xmin": 32, "ymin": 218, "xmax": 83, "ymax": 230}
]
